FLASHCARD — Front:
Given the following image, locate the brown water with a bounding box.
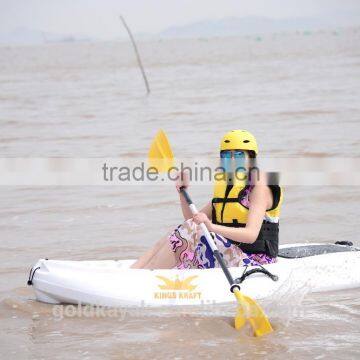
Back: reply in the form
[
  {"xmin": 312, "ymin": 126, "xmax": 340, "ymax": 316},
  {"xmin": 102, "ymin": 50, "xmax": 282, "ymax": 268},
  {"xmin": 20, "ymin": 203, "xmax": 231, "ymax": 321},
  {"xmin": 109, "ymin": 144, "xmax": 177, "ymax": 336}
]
[{"xmin": 1, "ymin": 29, "xmax": 360, "ymax": 359}]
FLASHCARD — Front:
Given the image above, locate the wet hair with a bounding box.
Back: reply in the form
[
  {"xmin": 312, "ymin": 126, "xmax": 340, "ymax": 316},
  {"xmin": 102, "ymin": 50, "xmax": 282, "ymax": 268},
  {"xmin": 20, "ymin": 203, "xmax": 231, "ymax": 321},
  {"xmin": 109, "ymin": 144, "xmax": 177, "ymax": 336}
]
[
  {"xmin": 246, "ymin": 150, "xmax": 258, "ymax": 185},
  {"xmin": 247, "ymin": 150, "xmax": 257, "ymax": 167}
]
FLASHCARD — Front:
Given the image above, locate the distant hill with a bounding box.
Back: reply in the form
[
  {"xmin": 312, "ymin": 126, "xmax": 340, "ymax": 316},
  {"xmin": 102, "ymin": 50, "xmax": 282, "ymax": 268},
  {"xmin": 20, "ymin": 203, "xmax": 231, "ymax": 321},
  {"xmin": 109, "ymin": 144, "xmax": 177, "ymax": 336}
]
[
  {"xmin": 159, "ymin": 16, "xmax": 333, "ymax": 38},
  {"xmin": 1, "ymin": 15, "xmax": 357, "ymax": 45},
  {"xmin": 0, "ymin": 27, "xmax": 91, "ymax": 45}
]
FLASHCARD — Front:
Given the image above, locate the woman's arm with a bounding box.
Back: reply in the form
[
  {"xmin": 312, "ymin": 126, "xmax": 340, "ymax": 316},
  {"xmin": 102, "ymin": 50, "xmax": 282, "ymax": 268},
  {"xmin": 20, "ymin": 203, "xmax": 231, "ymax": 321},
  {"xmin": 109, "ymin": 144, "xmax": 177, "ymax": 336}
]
[
  {"xmin": 176, "ymin": 169, "xmax": 212, "ymax": 221},
  {"xmin": 199, "ymin": 201, "xmax": 212, "ymax": 218},
  {"xmin": 176, "ymin": 170, "xmax": 192, "ymax": 220},
  {"xmin": 179, "ymin": 191, "xmax": 193, "ymax": 220},
  {"xmin": 193, "ymin": 184, "xmax": 273, "ymax": 244},
  {"xmin": 180, "ymin": 197, "xmax": 212, "ymax": 221}
]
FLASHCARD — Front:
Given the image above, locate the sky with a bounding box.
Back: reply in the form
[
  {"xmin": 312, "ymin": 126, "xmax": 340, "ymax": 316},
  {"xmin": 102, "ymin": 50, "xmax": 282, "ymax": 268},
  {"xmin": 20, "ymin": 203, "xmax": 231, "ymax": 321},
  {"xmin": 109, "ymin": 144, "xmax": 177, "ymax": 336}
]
[{"xmin": 1, "ymin": 0, "xmax": 360, "ymax": 38}]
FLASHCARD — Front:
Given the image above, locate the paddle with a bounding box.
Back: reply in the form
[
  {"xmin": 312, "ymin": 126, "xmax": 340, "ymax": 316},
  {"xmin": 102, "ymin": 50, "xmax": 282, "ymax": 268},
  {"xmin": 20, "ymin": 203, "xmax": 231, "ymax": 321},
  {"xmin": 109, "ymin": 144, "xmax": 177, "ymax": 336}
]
[
  {"xmin": 148, "ymin": 129, "xmax": 175, "ymax": 172},
  {"xmin": 148, "ymin": 129, "xmax": 273, "ymax": 337}
]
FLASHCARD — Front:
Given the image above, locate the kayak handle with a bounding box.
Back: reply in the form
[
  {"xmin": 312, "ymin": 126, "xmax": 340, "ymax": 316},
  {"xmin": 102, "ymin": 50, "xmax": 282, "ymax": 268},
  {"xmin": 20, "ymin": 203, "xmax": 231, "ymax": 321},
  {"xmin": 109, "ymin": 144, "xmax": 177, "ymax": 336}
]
[
  {"xmin": 27, "ymin": 266, "xmax": 40, "ymax": 286},
  {"xmin": 235, "ymin": 265, "xmax": 279, "ymax": 284}
]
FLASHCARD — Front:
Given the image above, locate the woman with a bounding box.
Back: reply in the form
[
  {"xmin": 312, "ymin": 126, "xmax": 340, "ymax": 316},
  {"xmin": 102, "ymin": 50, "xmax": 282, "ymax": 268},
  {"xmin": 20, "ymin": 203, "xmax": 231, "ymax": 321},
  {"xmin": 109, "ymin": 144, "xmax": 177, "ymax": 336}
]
[{"xmin": 131, "ymin": 130, "xmax": 283, "ymax": 269}]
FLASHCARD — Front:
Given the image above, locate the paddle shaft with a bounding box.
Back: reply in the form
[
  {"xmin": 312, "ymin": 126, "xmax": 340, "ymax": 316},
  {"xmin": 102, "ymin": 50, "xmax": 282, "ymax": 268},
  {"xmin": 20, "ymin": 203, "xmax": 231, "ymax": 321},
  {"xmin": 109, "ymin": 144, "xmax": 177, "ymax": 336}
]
[{"xmin": 179, "ymin": 187, "xmax": 238, "ymax": 288}]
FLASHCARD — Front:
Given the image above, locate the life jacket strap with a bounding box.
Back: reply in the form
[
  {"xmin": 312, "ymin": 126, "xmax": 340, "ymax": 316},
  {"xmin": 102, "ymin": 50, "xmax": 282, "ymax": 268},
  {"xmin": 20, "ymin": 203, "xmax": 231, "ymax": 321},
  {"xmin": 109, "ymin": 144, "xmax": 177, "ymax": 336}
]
[{"xmin": 212, "ymin": 197, "xmax": 241, "ymax": 204}]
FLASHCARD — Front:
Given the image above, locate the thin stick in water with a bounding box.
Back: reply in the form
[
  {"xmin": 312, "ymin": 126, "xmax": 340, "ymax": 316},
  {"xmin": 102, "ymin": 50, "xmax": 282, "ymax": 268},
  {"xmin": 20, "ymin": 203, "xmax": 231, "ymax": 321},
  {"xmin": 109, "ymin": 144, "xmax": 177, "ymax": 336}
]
[{"xmin": 119, "ymin": 15, "xmax": 150, "ymax": 95}]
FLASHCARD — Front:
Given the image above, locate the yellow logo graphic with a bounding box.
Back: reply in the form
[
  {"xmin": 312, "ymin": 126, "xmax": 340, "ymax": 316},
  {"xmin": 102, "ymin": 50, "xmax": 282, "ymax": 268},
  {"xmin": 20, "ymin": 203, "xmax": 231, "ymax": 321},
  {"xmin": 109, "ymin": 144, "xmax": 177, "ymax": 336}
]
[
  {"xmin": 156, "ymin": 275, "xmax": 198, "ymax": 291},
  {"xmin": 153, "ymin": 275, "xmax": 202, "ymax": 300}
]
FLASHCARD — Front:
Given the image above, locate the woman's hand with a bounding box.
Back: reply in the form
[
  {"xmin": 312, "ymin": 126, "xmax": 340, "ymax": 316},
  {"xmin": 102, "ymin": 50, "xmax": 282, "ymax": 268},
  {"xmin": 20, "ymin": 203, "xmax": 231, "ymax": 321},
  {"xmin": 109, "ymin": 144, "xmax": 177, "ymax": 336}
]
[
  {"xmin": 175, "ymin": 170, "xmax": 190, "ymax": 192},
  {"xmin": 192, "ymin": 212, "xmax": 213, "ymax": 231}
]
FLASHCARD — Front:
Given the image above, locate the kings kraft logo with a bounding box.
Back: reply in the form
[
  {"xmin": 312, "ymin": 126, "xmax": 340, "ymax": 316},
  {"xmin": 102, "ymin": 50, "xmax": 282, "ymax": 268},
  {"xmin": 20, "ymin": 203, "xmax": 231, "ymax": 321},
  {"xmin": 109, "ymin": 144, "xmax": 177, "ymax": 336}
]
[{"xmin": 153, "ymin": 275, "xmax": 202, "ymax": 300}]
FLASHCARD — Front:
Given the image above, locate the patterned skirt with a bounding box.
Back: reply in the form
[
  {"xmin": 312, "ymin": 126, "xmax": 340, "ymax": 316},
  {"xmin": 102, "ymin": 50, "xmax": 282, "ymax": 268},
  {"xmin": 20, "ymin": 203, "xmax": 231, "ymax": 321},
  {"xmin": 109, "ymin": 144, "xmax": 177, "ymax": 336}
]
[{"xmin": 169, "ymin": 219, "xmax": 276, "ymax": 269}]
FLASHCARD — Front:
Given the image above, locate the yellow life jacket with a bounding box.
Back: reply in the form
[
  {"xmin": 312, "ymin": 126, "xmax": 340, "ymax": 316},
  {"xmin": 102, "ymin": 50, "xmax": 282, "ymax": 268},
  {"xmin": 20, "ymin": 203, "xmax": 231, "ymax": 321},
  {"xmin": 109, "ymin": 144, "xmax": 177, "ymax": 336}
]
[{"xmin": 211, "ymin": 172, "xmax": 283, "ymax": 257}]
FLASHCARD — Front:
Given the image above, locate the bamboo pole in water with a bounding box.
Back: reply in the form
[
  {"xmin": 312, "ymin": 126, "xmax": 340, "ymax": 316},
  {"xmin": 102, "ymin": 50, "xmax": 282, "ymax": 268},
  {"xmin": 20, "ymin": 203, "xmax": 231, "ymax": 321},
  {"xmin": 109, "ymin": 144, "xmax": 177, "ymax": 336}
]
[{"xmin": 119, "ymin": 15, "xmax": 150, "ymax": 95}]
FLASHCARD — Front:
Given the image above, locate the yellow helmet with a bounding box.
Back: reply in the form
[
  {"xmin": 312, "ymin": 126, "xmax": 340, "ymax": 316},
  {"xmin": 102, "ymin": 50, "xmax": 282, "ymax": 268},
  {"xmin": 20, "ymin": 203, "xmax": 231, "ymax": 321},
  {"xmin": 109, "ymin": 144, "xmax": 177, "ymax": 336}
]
[{"xmin": 220, "ymin": 130, "xmax": 258, "ymax": 155}]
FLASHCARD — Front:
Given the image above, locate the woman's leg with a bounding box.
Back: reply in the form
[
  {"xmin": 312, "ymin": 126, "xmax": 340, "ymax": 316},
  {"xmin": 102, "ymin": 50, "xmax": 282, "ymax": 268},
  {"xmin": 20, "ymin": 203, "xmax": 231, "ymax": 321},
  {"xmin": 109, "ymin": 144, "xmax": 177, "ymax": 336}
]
[
  {"xmin": 140, "ymin": 238, "xmax": 177, "ymax": 269},
  {"xmin": 130, "ymin": 220, "xmax": 196, "ymax": 269},
  {"xmin": 130, "ymin": 235, "xmax": 170, "ymax": 269}
]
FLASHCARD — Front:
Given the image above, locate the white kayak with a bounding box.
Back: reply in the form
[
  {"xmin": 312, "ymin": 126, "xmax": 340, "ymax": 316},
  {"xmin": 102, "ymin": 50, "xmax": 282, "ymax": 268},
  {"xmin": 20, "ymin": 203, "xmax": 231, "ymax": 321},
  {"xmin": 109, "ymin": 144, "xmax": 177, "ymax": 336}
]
[{"xmin": 28, "ymin": 243, "xmax": 360, "ymax": 307}]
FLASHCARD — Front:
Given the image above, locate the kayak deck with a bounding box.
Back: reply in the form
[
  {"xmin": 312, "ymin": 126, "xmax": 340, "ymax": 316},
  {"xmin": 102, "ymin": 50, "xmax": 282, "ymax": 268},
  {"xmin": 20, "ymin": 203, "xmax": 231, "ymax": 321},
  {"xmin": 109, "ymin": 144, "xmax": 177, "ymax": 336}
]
[{"xmin": 278, "ymin": 242, "xmax": 358, "ymax": 258}]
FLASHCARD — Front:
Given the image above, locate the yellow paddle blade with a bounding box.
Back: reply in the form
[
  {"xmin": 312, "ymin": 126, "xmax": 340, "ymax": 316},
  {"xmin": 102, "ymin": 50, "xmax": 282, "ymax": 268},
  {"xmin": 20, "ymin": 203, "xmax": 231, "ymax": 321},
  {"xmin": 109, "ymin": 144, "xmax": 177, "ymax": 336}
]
[
  {"xmin": 234, "ymin": 304, "xmax": 246, "ymax": 330},
  {"xmin": 148, "ymin": 130, "xmax": 175, "ymax": 173},
  {"xmin": 233, "ymin": 289, "xmax": 273, "ymax": 337}
]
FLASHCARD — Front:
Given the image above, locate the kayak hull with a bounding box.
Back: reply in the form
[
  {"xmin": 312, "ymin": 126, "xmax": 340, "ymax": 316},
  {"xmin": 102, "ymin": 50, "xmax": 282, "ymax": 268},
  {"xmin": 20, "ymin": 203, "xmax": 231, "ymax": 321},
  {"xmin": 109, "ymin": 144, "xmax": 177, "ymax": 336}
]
[{"xmin": 29, "ymin": 243, "xmax": 360, "ymax": 307}]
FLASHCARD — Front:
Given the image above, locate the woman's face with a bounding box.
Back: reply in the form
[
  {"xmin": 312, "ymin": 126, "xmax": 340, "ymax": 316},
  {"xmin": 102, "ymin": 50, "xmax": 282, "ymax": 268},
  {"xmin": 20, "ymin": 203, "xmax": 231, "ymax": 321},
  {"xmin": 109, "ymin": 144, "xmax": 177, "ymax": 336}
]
[{"xmin": 220, "ymin": 149, "xmax": 250, "ymax": 173}]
